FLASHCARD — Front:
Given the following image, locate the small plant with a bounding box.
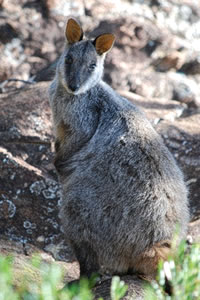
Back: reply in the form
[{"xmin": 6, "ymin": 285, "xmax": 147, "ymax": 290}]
[
  {"xmin": 0, "ymin": 255, "xmax": 127, "ymax": 300},
  {"xmin": 111, "ymin": 276, "xmax": 128, "ymax": 300},
  {"xmin": 0, "ymin": 256, "xmax": 19, "ymax": 300},
  {"xmin": 145, "ymin": 241, "xmax": 200, "ymax": 300}
]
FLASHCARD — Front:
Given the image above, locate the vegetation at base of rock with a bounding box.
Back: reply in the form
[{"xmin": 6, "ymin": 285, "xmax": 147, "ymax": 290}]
[
  {"xmin": 145, "ymin": 241, "xmax": 200, "ymax": 300},
  {"xmin": 0, "ymin": 255, "xmax": 127, "ymax": 300},
  {"xmin": 0, "ymin": 241, "xmax": 200, "ymax": 300}
]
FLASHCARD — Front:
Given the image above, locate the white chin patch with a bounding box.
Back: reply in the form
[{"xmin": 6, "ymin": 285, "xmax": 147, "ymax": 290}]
[
  {"xmin": 62, "ymin": 78, "xmax": 88, "ymax": 95},
  {"xmin": 64, "ymin": 80, "xmax": 95, "ymax": 95},
  {"xmin": 64, "ymin": 85, "xmax": 85, "ymax": 95},
  {"xmin": 73, "ymin": 81, "xmax": 93, "ymax": 95},
  {"xmin": 65, "ymin": 86, "xmax": 75, "ymax": 94}
]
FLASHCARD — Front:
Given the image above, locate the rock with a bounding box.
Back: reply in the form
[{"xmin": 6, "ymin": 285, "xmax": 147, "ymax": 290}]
[
  {"xmin": 0, "ymin": 82, "xmax": 73, "ymax": 261},
  {"xmin": 152, "ymin": 50, "xmax": 186, "ymax": 72},
  {"xmin": 32, "ymin": 59, "xmax": 57, "ymax": 82},
  {"xmin": 179, "ymin": 57, "xmax": 200, "ymax": 75},
  {"xmin": 188, "ymin": 219, "xmax": 200, "ymax": 243},
  {"xmin": 168, "ymin": 72, "xmax": 200, "ymax": 108},
  {"xmin": 0, "ymin": 23, "xmax": 18, "ymax": 44},
  {"xmin": 0, "ymin": 237, "xmax": 79, "ymax": 288},
  {"xmin": 93, "ymin": 276, "xmax": 146, "ymax": 300},
  {"xmin": 0, "ymin": 82, "xmax": 52, "ymax": 168},
  {"xmin": 172, "ymin": 82, "xmax": 196, "ymax": 108},
  {"xmin": 156, "ymin": 115, "xmax": 200, "ymax": 220},
  {"xmin": 118, "ymin": 90, "xmax": 186, "ymax": 122}
]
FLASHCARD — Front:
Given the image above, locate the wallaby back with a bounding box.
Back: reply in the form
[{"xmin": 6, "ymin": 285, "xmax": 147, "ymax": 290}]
[{"xmin": 49, "ymin": 18, "xmax": 189, "ymax": 280}]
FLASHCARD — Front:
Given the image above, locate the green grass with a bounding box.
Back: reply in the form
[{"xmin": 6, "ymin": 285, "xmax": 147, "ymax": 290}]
[{"xmin": 0, "ymin": 241, "xmax": 200, "ymax": 300}]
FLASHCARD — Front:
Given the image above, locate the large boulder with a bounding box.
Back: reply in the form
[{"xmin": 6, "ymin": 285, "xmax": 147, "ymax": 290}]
[{"xmin": 0, "ymin": 82, "xmax": 73, "ymax": 261}]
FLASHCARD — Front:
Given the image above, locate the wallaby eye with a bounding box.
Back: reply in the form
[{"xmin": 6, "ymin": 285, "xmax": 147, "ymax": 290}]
[
  {"xmin": 65, "ymin": 56, "xmax": 73, "ymax": 64},
  {"xmin": 89, "ymin": 63, "xmax": 96, "ymax": 71}
]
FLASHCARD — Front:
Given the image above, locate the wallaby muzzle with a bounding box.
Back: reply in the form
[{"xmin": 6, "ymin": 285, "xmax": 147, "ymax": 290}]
[{"xmin": 68, "ymin": 82, "xmax": 80, "ymax": 92}]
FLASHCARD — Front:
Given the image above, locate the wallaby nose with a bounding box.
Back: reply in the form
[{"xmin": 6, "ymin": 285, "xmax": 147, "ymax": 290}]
[{"xmin": 69, "ymin": 82, "xmax": 80, "ymax": 92}]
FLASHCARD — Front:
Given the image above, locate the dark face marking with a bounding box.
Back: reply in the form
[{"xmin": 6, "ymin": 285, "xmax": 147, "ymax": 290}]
[{"xmin": 64, "ymin": 41, "xmax": 97, "ymax": 92}]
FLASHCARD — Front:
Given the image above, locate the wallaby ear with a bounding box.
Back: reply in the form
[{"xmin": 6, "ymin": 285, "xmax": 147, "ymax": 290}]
[
  {"xmin": 94, "ymin": 34, "xmax": 115, "ymax": 55},
  {"xmin": 65, "ymin": 18, "xmax": 83, "ymax": 44}
]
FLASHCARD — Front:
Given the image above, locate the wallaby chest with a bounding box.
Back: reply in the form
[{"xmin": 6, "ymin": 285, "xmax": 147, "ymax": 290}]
[{"xmin": 54, "ymin": 90, "xmax": 100, "ymax": 153}]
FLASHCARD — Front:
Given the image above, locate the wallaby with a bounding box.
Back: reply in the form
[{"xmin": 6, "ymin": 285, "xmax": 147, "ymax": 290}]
[{"xmin": 49, "ymin": 18, "xmax": 189, "ymax": 280}]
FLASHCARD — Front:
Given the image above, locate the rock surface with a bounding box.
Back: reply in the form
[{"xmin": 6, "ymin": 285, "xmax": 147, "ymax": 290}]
[
  {"xmin": 0, "ymin": 83, "xmax": 73, "ymax": 261},
  {"xmin": 1, "ymin": 0, "xmax": 200, "ymax": 299},
  {"xmin": 0, "ymin": 236, "xmax": 79, "ymax": 286}
]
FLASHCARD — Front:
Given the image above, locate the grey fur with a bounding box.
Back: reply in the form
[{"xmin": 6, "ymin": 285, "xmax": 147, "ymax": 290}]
[{"xmin": 49, "ymin": 21, "xmax": 189, "ymax": 278}]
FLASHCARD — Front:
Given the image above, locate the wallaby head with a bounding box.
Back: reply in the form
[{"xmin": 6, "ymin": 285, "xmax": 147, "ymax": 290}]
[{"xmin": 57, "ymin": 18, "xmax": 115, "ymax": 95}]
